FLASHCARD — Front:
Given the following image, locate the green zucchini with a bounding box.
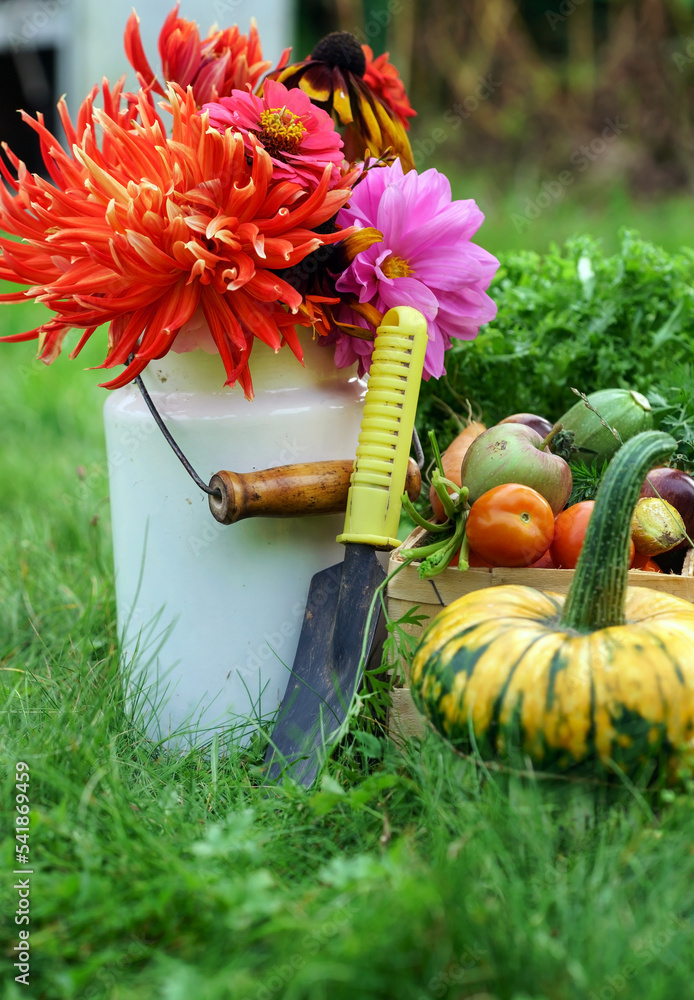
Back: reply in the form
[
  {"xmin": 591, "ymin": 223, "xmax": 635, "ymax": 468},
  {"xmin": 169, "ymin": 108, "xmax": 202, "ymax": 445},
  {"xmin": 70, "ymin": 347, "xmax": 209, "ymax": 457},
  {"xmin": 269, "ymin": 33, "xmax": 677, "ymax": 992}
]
[{"xmin": 557, "ymin": 388, "xmax": 652, "ymax": 464}]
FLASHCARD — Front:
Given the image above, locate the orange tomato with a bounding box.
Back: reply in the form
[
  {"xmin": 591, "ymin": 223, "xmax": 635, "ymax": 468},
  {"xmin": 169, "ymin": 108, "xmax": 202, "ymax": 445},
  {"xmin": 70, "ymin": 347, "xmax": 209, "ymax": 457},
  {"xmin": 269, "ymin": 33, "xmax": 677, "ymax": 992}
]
[
  {"xmin": 550, "ymin": 501, "xmax": 595, "ymax": 569},
  {"xmin": 551, "ymin": 501, "xmax": 635, "ymax": 568},
  {"xmin": 468, "ymin": 550, "xmax": 493, "ymax": 568},
  {"xmin": 530, "ymin": 549, "xmax": 555, "ymax": 568},
  {"xmin": 465, "ymin": 483, "xmax": 554, "ymax": 567},
  {"xmin": 631, "ymin": 552, "xmax": 663, "ymax": 573}
]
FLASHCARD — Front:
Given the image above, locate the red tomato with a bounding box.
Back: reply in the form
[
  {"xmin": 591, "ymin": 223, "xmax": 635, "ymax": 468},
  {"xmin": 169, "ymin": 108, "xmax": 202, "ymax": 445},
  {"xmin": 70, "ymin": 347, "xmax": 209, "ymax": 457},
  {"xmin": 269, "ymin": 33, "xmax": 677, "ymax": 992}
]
[
  {"xmin": 465, "ymin": 484, "xmax": 554, "ymax": 567},
  {"xmin": 530, "ymin": 549, "xmax": 555, "ymax": 568},
  {"xmin": 551, "ymin": 501, "xmax": 635, "ymax": 568},
  {"xmin": 468, "ymin": 550, "xmax": 493, "ymax": 568},
  {"xmin": 550, "ymin": 501, "xmax": 595, "ymax": 569}
]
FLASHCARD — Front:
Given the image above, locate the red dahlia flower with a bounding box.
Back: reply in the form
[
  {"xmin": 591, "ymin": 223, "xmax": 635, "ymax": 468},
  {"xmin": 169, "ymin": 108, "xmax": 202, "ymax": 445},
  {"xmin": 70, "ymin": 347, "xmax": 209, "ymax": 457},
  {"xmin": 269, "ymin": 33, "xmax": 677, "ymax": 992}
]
[
  {"xmin": 0, "ymin": 84, "xmax": 355, "ymax": 398},
  {"xmin": 124, "ymin": 4, "xmax": 280, "ymax": 106},
  {"xmin": 362, "ymin": 46, "xmax": 416, "ymax": 131}
]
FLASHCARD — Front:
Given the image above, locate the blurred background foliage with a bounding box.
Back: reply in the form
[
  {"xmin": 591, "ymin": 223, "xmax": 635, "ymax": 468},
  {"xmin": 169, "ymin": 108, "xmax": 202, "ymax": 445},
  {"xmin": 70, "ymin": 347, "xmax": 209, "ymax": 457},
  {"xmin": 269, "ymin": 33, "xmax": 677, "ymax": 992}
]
[{"xmin": 296, "ymin": 0, "xmax": 694, "ymax": 253}]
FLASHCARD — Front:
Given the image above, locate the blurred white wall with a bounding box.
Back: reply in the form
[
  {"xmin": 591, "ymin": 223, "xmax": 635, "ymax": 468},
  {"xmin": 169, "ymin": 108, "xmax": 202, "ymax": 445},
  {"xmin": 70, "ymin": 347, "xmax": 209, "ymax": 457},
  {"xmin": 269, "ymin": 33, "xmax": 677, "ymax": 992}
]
[{"xmin": 0, "ymin": 0, "xmax": 296, "ymax": 114}]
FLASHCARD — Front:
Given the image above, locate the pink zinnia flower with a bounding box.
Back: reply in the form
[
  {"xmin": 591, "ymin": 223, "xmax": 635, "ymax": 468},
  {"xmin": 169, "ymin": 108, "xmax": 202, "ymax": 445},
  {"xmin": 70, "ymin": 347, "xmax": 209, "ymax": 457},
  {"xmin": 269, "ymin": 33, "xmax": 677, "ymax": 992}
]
[
  {"xmin": 333, "ymin": 159, "xmax": 499, "ymax": 379},
  {"xmin": 204, "ymin": 80, "xmax": 344, "ymax": 190}
]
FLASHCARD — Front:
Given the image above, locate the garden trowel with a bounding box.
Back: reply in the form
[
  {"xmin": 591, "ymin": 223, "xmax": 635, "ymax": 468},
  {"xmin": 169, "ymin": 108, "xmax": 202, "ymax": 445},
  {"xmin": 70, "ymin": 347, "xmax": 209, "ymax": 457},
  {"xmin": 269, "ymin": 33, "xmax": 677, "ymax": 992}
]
[{"xmin": 264, "ymin": 305, "xmax": 428, "ymax": 786}]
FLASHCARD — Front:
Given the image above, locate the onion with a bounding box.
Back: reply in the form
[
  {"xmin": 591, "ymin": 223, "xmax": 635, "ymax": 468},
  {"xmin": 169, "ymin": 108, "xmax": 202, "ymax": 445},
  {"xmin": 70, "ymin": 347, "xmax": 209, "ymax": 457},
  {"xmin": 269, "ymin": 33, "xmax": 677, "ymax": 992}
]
[
  {"xmin": 498, "ymin": 413, "xmax": 554, "ymax": 438},
  {"xmin": 639, "ymin": 467, "xmax": 694, "ymax": 549},
  {"xmin": 631, "ymin": 497, "xmax": 686, "ymax": 555}
]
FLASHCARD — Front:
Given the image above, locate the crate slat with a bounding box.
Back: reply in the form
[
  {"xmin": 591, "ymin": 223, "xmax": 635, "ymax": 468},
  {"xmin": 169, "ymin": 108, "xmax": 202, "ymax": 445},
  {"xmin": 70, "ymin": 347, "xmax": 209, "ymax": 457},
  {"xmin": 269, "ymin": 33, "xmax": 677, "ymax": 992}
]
[{"xmin": 388, "ymin": 686, "xmax": 426, "ymax": 743}]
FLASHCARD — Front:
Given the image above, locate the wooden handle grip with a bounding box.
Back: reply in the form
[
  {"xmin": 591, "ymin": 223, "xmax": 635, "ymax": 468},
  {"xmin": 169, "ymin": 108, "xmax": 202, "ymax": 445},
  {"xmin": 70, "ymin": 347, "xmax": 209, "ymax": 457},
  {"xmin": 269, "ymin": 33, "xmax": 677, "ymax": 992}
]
[{"xmin": 209, "ymin": 457, "xmax": 422, "ymax": 525}]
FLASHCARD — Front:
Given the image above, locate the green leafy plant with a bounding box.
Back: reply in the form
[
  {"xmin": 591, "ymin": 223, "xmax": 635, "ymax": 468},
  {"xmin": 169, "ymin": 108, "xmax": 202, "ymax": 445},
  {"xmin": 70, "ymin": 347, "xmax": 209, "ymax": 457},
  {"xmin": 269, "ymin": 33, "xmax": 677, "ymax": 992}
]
[
  {"xmin": 567, "ymin": 459, "xmax": 609, "ymax": 506},
  {"xmin": 648, "ymin": 364, "xmax": 694, "ymax": 469},
  {"xmin": 418, "ymin": 231, "xmax": 694, "ymax": 467}
]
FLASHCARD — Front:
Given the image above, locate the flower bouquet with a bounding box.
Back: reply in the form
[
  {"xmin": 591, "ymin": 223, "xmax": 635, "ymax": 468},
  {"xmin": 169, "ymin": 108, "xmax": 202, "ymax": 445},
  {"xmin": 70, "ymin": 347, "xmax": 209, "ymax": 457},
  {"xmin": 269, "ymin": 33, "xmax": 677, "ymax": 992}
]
[
  {"xmin": 0, "ymin": 6, "xmax": 500, "ymax": 745},
  {"xmin": 0, "ymin": 4, "xmax": 498, "ymax": 392}
]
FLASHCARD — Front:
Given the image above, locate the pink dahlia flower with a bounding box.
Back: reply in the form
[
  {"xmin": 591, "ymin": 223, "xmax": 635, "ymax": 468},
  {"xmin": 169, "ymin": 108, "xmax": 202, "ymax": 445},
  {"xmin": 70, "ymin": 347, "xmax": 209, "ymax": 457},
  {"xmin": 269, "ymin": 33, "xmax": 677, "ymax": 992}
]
[
  {"xmin": 203, "ymin": 80, "xmax": 344, "ymax": 190},
  {"xmin": 333, "ymin": 159, "xmax": 499, "ymax": 378}
]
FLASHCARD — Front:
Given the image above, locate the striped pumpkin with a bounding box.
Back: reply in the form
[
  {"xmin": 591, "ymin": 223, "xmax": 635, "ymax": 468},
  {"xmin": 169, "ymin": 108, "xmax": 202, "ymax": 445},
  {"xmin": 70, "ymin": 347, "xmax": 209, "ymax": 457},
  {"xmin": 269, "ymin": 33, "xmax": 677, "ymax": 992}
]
[{"xmin": 410, "ymin": 431, "xmax": 694, "ymax": 776}]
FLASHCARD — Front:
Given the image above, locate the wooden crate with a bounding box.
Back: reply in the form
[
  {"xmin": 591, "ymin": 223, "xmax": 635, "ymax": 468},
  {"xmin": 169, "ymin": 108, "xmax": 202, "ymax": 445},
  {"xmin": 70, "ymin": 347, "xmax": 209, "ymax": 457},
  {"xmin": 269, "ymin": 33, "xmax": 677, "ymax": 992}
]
[{"xmin": 385, "ymin": 527, "xmax": 694, "ymax": 740}]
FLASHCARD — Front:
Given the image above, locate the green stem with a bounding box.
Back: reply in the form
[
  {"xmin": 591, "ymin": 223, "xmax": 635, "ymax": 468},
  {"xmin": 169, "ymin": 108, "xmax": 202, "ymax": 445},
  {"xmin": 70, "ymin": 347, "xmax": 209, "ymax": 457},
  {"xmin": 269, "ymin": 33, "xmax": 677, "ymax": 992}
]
[
  {"xmin": 539, "ymin": 421, "xmax": 564, "ymax": 452},
  {"xmin": 436, "ymin": 473, "xmax": 466, "ymax": 497},
  {"xmin": 428, "ymin": 428, "xmax": 445, "ymax": 475},
  {"xmin": 457, "ymin": 533, "xmax": 470, "ymax": 572},
  {"xmin": 419, "ymin": 514, "xmax": 467, "ymax": 578},
  {"xmin": 430, "ymin": 469, "xmax": 463, "ymax": 520},
  {"xmin": 398, "ymin": 535, "xmax": 456, "ymax": 562},
  {"xmin": 400, "ymin": 493, "xmax": 450, "ymax": 533},
  {"xmin": 560, "ymin": 431, "xmax": 676, "ymax": 633}
]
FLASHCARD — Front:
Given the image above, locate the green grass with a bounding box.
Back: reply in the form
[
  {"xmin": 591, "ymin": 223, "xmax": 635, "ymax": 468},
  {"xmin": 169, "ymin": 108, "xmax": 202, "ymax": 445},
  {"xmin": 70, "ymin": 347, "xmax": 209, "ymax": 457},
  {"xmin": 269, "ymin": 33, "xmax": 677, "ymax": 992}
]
[{"xmin": 2, "ymin": 220, "xmax": 694, "ymax": 1000}]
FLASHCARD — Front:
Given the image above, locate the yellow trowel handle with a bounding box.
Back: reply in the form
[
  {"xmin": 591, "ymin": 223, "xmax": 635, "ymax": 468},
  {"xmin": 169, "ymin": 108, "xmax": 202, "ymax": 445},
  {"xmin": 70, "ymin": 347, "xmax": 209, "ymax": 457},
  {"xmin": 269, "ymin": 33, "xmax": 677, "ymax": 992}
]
[{"xmin": 336, "ymin": 305, "xmax": 428, "ymax": 550}]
